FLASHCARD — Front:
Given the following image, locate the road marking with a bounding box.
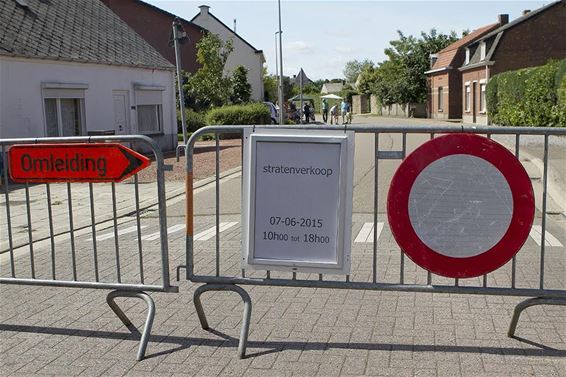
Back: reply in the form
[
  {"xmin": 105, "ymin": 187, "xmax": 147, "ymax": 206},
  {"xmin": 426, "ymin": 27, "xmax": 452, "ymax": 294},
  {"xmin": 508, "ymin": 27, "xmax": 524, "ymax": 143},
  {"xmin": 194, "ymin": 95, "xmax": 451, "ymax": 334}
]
[
  {"xmin": 194, "ymin": 222, "xmax": 238, "ymax": 241},
  {"xmin": 88, "ymin": 225, "xmax": 146, "ymax": 241},
  {"xmin": 354, "ymin": 222, "xmax": 384, "ymax": 243},
  {"xmin": 142, "ymin": 223, "xmax": 186, "ymax": 241},
  {"xmin": 529, "ymin": 225, "xmax": 563, "ymax": 247}
]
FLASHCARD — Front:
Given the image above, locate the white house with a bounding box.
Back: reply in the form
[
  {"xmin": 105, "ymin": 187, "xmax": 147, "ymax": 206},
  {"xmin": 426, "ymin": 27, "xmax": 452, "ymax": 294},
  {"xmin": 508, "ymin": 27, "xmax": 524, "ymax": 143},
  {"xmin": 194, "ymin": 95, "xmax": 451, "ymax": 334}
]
[
  {"xmin": 320, "ymin": 82, "xmax": 345, "ymax": 95},
  {"xmin": 191, "ymin": 5, "xmax": 265, "ymax": 102},
  {"xmin": 0, "ymin": 0, "xmax": 177, "ymax": 152}
]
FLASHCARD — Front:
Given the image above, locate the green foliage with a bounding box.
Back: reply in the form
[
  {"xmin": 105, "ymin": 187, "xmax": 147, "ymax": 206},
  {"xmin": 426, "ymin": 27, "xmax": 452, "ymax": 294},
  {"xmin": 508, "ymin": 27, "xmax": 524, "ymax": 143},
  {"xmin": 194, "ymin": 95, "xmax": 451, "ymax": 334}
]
[
  {"xmin": 340, "ymin": 85, "xmax": 358, "ymax": 103},
  {"xmin": 184, "ymin": 32, "xmax": 233, "ymax": 110},
  {"xmin": 231, "ymin": 65, "xmax": 252, "ymax": 104},
  {"xmin": 177, "ymin": 108, "xmax": 207, "ymax": 134},
  {"xmin": 486, "ymin": 59, "xmax": 565, "ymax": 127},
  {"xmin": 206, "ymin": 103, "xmax": 271, "ymax": 126},
  {"xmin": 343, "ymin": 59, "xmax": 374, "ymax": 85},
  {"xmin": 263, "ymin": 66, "xmax": 278, "ymax": 102}
]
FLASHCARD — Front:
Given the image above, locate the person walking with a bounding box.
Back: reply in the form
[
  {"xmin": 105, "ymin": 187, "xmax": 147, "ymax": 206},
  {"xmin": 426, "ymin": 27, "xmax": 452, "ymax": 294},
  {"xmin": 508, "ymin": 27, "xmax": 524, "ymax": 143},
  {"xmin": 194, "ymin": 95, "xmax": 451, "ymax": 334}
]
[
  {"xmin": 340, "ymin": 99, "xmax": 348, "ymax": 125},
  {"xmin": 303, "ymin": 103, "xmax": 311, "ymax": 124},
  {"xmin": 322, "ymin": 98, "xmax": 329, "ymax": 123}
]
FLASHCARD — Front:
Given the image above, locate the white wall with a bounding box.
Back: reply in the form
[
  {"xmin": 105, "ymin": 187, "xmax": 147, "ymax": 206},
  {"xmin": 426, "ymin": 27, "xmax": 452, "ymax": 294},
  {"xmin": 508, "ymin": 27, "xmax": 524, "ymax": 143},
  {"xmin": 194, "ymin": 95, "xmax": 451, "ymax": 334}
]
[
  {"xmin": 192, "ymin": 10, "xmax": 264, "ymax": 102},
  {"xmin": 0, "ymin": 56, "xmax": 176, "ymax": 151}
]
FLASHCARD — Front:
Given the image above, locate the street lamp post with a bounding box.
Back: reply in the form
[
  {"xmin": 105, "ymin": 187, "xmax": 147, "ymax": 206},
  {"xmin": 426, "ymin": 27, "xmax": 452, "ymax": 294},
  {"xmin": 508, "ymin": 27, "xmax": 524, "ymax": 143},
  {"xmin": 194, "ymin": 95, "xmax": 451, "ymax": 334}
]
[
  {"xmin": 275, "ymin": 31, "xmax": 279, "ymax": 100},
  {"xmin": 277, "ymin": 0, "xmax": 284, "ymax": 125}
]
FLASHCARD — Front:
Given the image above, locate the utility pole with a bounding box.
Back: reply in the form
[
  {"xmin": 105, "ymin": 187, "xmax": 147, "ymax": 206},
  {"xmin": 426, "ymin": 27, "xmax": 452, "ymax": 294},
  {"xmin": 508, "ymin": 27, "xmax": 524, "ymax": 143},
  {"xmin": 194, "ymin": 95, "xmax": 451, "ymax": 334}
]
[
  {"xmin": 172, "ymin": 18, "xmax": 188, "ymax": 146},
  {"xmin": 277, "ymin": 0, "xmax": 284, "ymax": 125}
]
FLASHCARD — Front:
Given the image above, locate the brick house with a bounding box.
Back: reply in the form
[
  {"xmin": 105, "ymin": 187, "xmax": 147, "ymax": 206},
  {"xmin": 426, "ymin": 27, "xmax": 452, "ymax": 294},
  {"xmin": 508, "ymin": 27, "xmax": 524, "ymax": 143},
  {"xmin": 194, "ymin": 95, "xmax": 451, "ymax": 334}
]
[
  {"xmin": 101, "ymin": 0, "xmax": 205, "ymax": 74},
  {"xmin": 425, "ymin": 20, "xmax": 502, "ymax": 120},
  {"xmin": 459, "ymin": 0, "xmax": 566, "ymax": 124}
]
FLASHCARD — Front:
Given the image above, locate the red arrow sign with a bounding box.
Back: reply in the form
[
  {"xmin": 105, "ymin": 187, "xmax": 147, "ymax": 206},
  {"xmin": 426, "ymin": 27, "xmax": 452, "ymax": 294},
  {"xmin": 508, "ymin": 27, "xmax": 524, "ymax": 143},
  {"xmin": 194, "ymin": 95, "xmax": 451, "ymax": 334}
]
[{"xmin": 8, "ymin": 143, "xmax": 151, "ymax": 183}]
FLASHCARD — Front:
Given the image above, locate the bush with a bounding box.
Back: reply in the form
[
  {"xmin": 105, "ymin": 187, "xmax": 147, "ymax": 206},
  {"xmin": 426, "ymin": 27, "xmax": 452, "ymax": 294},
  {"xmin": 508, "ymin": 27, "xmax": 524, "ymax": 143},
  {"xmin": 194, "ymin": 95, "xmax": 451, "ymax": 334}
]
[
  {"xmin": 486, "ymin": 59, "xmax": 565, "ymax": 127},
  {"xmin": 206, "ymin": 103, "xmax": 271, "ymax": 126},
  {"xmin": 177, "ymin": 108, "xmax": 207, "ymax": 134}
]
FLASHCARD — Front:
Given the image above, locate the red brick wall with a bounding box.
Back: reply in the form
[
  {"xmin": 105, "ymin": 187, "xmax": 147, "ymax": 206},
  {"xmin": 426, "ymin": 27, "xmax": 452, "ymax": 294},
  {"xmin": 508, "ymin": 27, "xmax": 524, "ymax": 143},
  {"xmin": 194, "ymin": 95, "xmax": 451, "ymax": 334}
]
[
  {"xmin": 429, "ymin": 72, "xmax": 449, "ymax": 119},
  {"xmin": 461, "ymin": 67, "xmax": 488, "ymax": 124},
  {"xmin": 101, "ymin": 0, "xmax": 203, "ymax": 74},
  {"xmin": 492, "ymin": 3, "xmax": 566, "ymax": 75}
]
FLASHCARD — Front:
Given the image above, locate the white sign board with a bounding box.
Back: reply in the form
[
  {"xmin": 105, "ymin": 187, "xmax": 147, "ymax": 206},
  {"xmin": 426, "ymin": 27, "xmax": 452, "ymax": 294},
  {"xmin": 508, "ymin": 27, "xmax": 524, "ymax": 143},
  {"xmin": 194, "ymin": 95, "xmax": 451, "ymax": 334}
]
[{"xmin": 242, "ymin": 129, "xmax": 354, "ymax": 274}]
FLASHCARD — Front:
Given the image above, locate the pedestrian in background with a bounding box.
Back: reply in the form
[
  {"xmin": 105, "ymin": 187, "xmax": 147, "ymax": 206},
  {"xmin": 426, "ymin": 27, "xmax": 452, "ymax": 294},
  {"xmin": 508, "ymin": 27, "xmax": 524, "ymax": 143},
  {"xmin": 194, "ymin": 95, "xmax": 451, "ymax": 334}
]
[
  {"xmin": 322, "ymin": 98, "xmax": 328, "ymax": 123},
  {"xmin": 330, "ymin": 104, "xmax": 338, "ymax": 125},
  {"xmin": 340, "ymin": 99, "xmax": 348, "ymax": 125},
  {"xmin": 303, "ymin": 103, "xmax": 311, "ymax": 124}
]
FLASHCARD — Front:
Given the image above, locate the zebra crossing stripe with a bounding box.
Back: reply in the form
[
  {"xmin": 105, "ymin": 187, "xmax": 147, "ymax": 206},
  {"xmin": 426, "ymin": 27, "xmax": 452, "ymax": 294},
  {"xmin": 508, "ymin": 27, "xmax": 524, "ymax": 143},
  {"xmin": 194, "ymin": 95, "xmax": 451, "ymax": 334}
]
[
  {"xmin": 88, "ymin": 225, "xmax": 146, "ymax": 241},
  {"xmin": 142, "ymin": 223, "xmax": 186, "ymax": 241},
  {"xmin": 194, "ymin": 222, "xmax": 238, "ymax": 241},
  {"xmin": 354, "ymin": 222, "xmax": 384, "ymax": 243},
  {"xmin": 529, "ymin": 225, "xmax": 563, "ymax": 247}
]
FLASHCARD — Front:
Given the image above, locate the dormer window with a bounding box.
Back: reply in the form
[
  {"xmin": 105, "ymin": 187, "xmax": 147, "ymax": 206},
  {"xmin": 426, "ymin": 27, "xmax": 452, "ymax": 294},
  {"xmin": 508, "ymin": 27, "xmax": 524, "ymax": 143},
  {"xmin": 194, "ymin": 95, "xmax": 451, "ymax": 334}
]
[
  {"xmin": 465, "ymin": 48, "xmax": 470, "ymax": 64},
  {"xmin": 480, "ymin": 42, "xmax": 486, "ymax": 61}
]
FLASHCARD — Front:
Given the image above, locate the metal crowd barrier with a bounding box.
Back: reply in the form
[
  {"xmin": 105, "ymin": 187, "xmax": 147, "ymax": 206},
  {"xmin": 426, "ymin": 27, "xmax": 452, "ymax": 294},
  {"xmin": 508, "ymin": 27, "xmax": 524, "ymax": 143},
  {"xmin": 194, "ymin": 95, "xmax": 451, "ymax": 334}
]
[
  {"xmin": 0, "ymin": 135, "xmax": 178, "ymax": 360},
  {"xmin": 180, "ymin": 124, "xmax": 566, "ymax": 359}
]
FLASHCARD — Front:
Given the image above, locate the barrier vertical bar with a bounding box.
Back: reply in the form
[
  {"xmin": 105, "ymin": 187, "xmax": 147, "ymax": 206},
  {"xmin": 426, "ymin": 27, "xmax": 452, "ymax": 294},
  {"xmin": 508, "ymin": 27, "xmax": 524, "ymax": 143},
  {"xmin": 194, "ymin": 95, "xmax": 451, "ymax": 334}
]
[
  {"xmin": 400, "ymin": 133, "xmax": 406, "ymax": 284},
  {"xmin": 215, "ymin": 133, "xmax": 220, "ymax": 277},
  {"xmin": 134, "ymin": 174, "xmax": 144, "ymax": 284},
  {"xmin": 2, "ymin": 145, "xmax": 15, "ymax": 277},
  {"xmin": 46, "ymin": 184, "xmax": 56, "ymax": 279},
  {"xmin": 111, "ymin": 182, "xmax": 121, "ymax": 283},
  {"xmin": 427, "ymin": 133, "xmax": 433, "ymax": 286},
  {"xmin": 373, "ymin": 133, "xmax": 379, "ymax": 283},
  {"xmin": 154, "ymin": 141, "xmax": 170, "ymax": 289},
  {"xmin": 512, "ymin": 134, "xmax": 520, "ymax": 288},
  {"xmin": 540, "ymin": 134, "xmax": 549, "ymax": 289},
  {"xmin": 89, "ymin": 183, "xmax": 99, "ymax": 282},
  {"xmin": 66, "ymin": 183, "xmax": 77, "ymax": 280},
  {"xmin": 186, "ymin": 143, "xmax": 194, "ymax": 280},
  {"xmin": 24, "ymin": 183, "xmax": 35, "ymax": 278}
]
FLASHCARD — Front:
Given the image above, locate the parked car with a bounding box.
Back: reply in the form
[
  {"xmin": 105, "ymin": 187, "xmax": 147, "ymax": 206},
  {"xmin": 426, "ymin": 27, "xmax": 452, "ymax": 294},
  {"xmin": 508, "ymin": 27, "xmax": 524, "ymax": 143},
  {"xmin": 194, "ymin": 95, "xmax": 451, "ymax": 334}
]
[{"xmin": 263, "ymin": 102, "xmax": 278, "ymax": 124}]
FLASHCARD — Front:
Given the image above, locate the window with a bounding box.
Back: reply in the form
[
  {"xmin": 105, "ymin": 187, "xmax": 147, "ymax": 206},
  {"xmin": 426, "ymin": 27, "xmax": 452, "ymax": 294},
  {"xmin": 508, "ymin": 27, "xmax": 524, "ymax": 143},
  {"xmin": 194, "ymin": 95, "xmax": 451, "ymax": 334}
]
[
  {"xmin": 480, "ymin": 42, "xmax": 486, "ymax": 61},
  {"xmin": 42, "ymin": 83, "xmax": 86, "ymax": 137},
  {"xmin": 438, "ymin": 86, "xmax": 444, "ymax": 111},
  {"xmin": 465, "ymin": 48, "xmax": 470, "ymax": 64},
  {"xmin": 135, "ymin": 86, "xmax": 164, "ymax": 134},
  {"xmin": 480, "ymin": 83, "xmax": 486, "ymax": 112},
  {"xmin": 465, "ymin": 84, "xmax": 471, "ymax": 112}
]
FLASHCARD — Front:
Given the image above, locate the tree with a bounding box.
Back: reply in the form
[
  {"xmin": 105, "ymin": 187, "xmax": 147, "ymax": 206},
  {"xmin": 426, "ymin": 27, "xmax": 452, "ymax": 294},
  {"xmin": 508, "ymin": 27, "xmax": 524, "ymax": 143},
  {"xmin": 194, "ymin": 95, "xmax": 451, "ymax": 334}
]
[
  {"xmin": 184, "ymin": 32, "xmax": 233, "ymax": 110},
  {"xmin": 343, "ymin": 59, "xmax": 374, "ymax": 85},
  {"xmin": 263, "ymin": 66, "xmax": 278, "ymax": 102},
  {"xmin": 231, "ymin": 65, "xmax": 252, "ymax": 104}
]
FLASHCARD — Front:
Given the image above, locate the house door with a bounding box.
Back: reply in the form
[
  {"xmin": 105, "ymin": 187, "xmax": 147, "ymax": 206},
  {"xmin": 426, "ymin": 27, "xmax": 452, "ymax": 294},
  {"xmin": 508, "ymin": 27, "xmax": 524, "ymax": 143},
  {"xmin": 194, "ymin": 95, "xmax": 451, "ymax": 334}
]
[
  {"xmin": 472, "ymin": 82, "xmax": 477, "ymax": 123},
  {"xmin": 112, "ymin": 91, "xmax": 129, "ymax": 135}
]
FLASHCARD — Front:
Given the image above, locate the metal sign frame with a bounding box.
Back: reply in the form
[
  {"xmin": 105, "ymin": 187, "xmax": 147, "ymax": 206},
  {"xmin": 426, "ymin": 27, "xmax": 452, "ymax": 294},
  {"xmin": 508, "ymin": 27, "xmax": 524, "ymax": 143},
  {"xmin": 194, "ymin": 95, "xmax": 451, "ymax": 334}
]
[{"xmin": 242, "ymin": 129, "xmax": 354, "ymax": 274}]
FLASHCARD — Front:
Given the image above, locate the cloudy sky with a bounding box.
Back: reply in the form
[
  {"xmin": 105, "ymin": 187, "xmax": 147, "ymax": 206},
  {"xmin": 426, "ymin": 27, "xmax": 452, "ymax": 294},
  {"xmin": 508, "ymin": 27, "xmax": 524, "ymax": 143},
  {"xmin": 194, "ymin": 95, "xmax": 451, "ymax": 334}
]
[{"xmin": 146, "ymin": 0, "xmax": 548, "ymax": 80}]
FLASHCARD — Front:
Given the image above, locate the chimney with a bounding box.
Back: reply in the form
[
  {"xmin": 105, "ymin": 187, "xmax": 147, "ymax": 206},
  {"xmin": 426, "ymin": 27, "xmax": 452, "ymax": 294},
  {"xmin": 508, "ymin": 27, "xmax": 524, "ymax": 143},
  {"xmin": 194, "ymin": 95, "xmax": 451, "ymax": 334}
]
[
  {"xmin": 198, "ymin": 5, "xmax": 210, "ymax": 16},
  {"xmin": 233, "ymin": 19, "xmax": 237, "ymax": 33},
  {"xmin": 498, "ymin": 14, "xmax": 509, "ymax": 25},
  {"xmin": 522, "ymin": 9, "xmax": 531, "ymax": 16},
  {"xmin": 429, "ymin": 54, "xmax": 438, "ymax": 69}
]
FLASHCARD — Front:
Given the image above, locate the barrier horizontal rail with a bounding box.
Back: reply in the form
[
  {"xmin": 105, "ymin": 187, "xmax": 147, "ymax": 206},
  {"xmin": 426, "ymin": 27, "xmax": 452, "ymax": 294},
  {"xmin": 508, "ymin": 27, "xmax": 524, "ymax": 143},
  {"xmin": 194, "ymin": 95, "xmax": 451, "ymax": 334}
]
[
  {"xmin": 0, "ymin": 135, "xmax": 178, "ymax": 360},
  {"xmin": 181, "ymin": 124, "xmax": 566, "ymax": 359}
]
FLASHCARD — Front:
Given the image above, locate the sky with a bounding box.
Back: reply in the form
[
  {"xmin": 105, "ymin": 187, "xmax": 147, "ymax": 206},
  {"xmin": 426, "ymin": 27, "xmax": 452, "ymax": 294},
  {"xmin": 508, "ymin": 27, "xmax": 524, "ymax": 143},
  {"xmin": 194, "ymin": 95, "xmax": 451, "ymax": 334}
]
[{"xmin": 145, "ymin": 0, "xmax": 549, "ymax": 80}]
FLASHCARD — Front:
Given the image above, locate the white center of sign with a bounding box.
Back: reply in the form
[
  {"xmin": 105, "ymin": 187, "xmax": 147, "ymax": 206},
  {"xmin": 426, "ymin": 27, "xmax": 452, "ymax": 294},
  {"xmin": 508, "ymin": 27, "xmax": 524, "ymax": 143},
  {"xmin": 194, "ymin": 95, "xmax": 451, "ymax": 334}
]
[{"xmin": 408, "ymin": 154, "xmax": 513, "ymax": 258}]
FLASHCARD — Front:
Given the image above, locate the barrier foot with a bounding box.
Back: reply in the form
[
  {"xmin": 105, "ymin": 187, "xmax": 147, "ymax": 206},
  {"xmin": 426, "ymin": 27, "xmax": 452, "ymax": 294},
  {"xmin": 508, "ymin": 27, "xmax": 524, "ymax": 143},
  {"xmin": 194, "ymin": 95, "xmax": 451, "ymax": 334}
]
[
  {"xmin": 106, "ymin": 290, "xmax": 156, "ymax": 361},
  {"xmin": 176, "ymin": 265, "xmax": 186, "ymax": 281},
  {"xmin": 193, "ymin": 284, "xmax": 252, "ymax": 359},
  {"xmin": 508, "ymin": 296, "xmax": 566, "ymax": 337}
]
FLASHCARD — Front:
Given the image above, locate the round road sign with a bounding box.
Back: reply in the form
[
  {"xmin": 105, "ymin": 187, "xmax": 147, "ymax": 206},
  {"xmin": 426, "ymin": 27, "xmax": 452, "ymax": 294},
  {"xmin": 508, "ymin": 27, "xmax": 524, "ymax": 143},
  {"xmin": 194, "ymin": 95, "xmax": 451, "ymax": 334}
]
[{"xmin": 387, "ymin": 134, "xmax": 534, "ymax": 278}]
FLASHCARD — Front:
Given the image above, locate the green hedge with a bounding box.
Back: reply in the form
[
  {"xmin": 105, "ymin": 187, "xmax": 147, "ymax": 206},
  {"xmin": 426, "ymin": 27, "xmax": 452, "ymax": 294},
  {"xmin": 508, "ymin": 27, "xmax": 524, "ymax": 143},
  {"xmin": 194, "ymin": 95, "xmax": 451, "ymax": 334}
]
[
  {"xmin": 177, "ymin": 108, "xmax": 207, "ymax": 134},
  {"xmin": 486, "ymin": 59, "xmax": 566, "ymax": 127},
  {"xmin": 205, "ymin": 103, "xmax": 271, "ymax": 125}
]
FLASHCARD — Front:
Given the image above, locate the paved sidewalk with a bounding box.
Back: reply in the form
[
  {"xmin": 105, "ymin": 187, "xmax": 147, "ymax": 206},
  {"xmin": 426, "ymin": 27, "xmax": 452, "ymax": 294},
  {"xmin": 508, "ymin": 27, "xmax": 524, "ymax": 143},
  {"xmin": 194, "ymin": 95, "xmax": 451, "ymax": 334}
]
[{"xmin": 1, "ymin": 213, "xmax": 565, "ymax": 376}]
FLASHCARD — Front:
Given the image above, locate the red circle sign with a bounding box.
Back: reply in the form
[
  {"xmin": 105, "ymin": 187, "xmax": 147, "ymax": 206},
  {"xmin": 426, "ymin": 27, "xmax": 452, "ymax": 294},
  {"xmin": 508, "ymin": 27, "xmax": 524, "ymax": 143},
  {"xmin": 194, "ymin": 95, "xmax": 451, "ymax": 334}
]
[{"xmin": 387, "ymin": 134, "xmax": 534, "ymax": 278}]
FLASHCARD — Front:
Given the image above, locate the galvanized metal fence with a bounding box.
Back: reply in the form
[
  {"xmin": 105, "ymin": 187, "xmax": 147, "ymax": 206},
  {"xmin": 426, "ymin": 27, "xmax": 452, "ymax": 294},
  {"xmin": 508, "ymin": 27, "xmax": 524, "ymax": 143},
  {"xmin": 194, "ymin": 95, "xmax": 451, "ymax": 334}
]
[
  {"xmin": 0, "ymin": 135, "xmax": 178, "ymax": 360},
  {"xmin": 180, "ymin": 124, "xmax": 566, "ymax": 358}
]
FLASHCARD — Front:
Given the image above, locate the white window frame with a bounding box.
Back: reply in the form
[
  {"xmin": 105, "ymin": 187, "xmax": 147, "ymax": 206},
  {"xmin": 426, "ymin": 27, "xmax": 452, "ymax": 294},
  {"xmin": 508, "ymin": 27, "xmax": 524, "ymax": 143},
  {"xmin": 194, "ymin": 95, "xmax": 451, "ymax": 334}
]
[
  {"xmin": 465, "ymin": 48, "xmax": 470, "ymax": 64},
  {"xmin": 134, "ymin": 85, "xmax": 165, "ymax": 135},
  {"xmin": 480, "ymin": 83, "xmax": 487, "ymax": 113},
  {"xmin": 480, "ymin": 42, "xmax": 486, "ymax": 61},
  {"xmin": 438, "ymin": 86, "xmax": 444, "ymax": 111},
  {"xmin": 41, "ymin": 83, "xmax": 87, "ymax": 137},
  {"xmin": 465, "ymin": 84, "xmax": 471, "ymax": 112}
]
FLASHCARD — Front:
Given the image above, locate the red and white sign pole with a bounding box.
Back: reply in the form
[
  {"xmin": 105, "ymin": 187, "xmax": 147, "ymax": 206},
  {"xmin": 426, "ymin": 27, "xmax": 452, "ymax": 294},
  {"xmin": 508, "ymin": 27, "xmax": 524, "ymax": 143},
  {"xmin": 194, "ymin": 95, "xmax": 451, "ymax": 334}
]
[
  {"xmin": 9, "ymin": 143, "xmax": 150, "ymax": 183},
  {"xmin": 387, "ymin": 134, "xmax": 534, "ymax": 278}
]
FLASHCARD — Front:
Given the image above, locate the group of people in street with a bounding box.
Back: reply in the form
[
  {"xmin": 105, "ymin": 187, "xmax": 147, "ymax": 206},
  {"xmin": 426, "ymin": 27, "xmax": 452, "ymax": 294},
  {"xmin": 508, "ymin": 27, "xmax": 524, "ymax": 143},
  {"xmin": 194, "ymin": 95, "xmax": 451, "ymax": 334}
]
[{"xmin": 322, "ymin": 98, "xmax": 352, "ymax": 125}]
